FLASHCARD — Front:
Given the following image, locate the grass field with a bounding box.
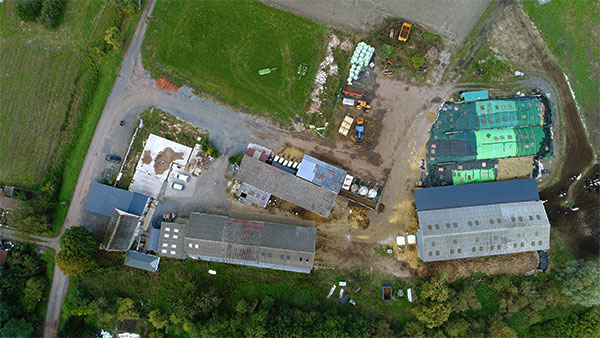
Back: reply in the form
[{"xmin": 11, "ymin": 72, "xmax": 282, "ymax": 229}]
[
  {"xmin": 142, "ymin": 0, "xmax": 327, "ymax": 121},
  {"xmin": 523, "ymin": 0, "xmax": 600, "ymax": 151},
  {"xmin": 0, "ymin": 0, "xmax": 106, "ymax": 185}
]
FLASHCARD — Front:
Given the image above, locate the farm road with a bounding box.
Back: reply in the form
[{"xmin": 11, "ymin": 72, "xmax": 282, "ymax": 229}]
[{"xmin": 261, "ymin": 0, "xmax": 492, "ymax": 44}]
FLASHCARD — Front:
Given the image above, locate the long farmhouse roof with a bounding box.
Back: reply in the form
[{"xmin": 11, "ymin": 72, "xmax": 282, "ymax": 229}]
[
  {"xmin": 415, "ymin": 179, "xmax": 549, "ymax": 262},
  {"xmin": 158, "ymin": 213, "xmax": 316, "ymax": 273},
  {"xmin": 236, "ymin": 155, "xmax": 337, "ymax": 217}
]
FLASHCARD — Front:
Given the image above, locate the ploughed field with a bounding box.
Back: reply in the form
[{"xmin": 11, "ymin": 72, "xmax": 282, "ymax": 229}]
[
  {"xmin": 142, "ymin": 0, "xmax": 327, "ymax": 121},
  {"xmin": 0, "ymin": 0, "xmax": 104, "ymax": 185}
]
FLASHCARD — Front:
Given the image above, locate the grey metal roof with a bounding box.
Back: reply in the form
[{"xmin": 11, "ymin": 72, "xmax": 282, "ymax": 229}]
[
  {"xmin": 415, "ymin": 179, "xmax": 540, "ymax": 211},
  {"xmin": 416, "ymin": 201, "xmax": 550, "ymax": 261},
  {"xmin": 148, "ymin": 227, "xmax": 160, "ymax": 252},
  {"xmin": 296, "ymin": 155, "xmax": 347, "ymax": 194},
  {"xmin": 187, "ymin": 213, "xmax": 316, "ymax": 253},
  {"xmin": 236, "ymin": 155, "xmax": 337, "ymax": 217},
  {"xmin": 237, "ymin": 182, "xmax": 271, "ymax": 208},
  {"xmin": 84, "ymin": 182, "xmax": 149, "ymax": 217},
  {"xmin": 158, "ymin": 213, "xmax": 317, "ymax": 273},
  {"xmin": 157, "ymin": 222, "xmax": 186, "ymax": 259},
  {"xmin": 101, "ymin": 210, "xmax": 140, "ymax": 251},
  {"xmin": 124, "ymin": 251, "xmax": 160, "ymax": 272}
]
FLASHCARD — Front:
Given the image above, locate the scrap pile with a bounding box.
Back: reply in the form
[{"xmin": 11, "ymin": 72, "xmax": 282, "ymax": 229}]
[
  {"xmin": 156, "ymin": 77, "xmax": 179, "ymax": 92},
  {"xmin": 308, "ymin": 35, "xmax": 341, "ymax": 114}
]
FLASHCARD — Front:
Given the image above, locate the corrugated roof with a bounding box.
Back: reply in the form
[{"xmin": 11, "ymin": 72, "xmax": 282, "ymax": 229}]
[
  {"xmin": 187, "ymin": 213, "xmax": 316, "ymax": 253},
  {"xmin": 236, "ymin": 155, "xmax": 337, "ymax": 217},
  {"xmin": 416, "ymin": 200, "xmax": 550, "ymax": 261},
  {"xmin": 296, "ymin": 155, "xmax": 347, "ymax": 194},
  {"xmin": 84, "ymin": 182, "xmax": 149, "ymax": 217},
  {"xmin": 101, "ymin": 209, "xmax": 140, "ymax": 251},
  {"xmin": 124, "ymin": 251, "xmax": 160, "ymax": 272},
  {"xmin": 415, "ymin": 179, "xmax": 540, "ymax": 211},
  {"xmin": 158, "ymin": 213, "xmax": 317, "ymax": 273}
]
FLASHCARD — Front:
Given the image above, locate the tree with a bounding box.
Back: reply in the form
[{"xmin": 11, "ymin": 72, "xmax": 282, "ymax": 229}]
[
  {"xmin": 420, "ymin": 274, "xmax": 451, "ymax": 303},
  {"xmin": 235, "ymin": 299, "xmax": 249, "ymax": 315},
  {"xmin": 20, "ymin": 277, "xmax": 45, "ymax": 312},
  {"xmin": 556, "ymin": 259, "xmax": 600, "ymax": 307},
  {"xmin": 57, "ymin": 226, "xmax": 97, "ymax": 275},
  {"xmin": 149, "ymin": 309, "xmax": 169, "ymax": 330},
  {"xmin": 39, "ymin": 0, "xmax": 66, "ymax": 28},
  {"xmin": 451, "ymin": 285, "xmax": 481, "ymax": 312},
  {"xmin": 0, "ymin": 318, "xmax": 34, "ymax": 338},
  {"xmin": 444, "ymin": 318, "xmax": 470, "ymax": 337},
  {"xmin": 488, "ymin": 320, "xmax": 517, "ymax": 338},
  {"xmin": 414, "ymin": 301, "xmax": 452, "ymax": 329},
  {"xmin": 379, "ymin": 44, "xmax": 395, "ymax": 59},
  {"xmin": 14, "ymin": 0, "xmax": 42, "ymax": 21},
  {"xmin": 116, "ymin": 297, "xmax": 139, "ymax": 320},
  {"xmin": 193, "ymin": 287, "xmax": 221, "ymax": 316},
  {"xmin": 9, "ymin": 202, "xmax": 50, "ymax": 234}
]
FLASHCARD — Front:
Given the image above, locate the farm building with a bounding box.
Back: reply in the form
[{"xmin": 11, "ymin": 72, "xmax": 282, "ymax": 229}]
[
  {"xmin": 84, "ymin": 182, "xmax": 150, "ymax": 217},
  {"xmin": 415, "ymin": 179, "xmax": 550, "ymax": 262},
  {"xmin": 130, "ymin": 134, "xmax": 193, "ymax": 198},
  {"xmin": 157, "ymin": 213, "xmax": 316, "ymax": 273},
  {"xmin": 124, "ymin": 250, "xmax": 160, "ymax": 272},
  {"xmin": 84, "ymin": 182, "xmax": 150, "ymax": 252},
  {"xmin": 236, "ymin": 154, "xmax": 338, "ymax": 217}
]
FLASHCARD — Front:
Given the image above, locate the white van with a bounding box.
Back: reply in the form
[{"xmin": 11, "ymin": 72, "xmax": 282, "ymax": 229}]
[
  {"xmin": 171, "ymin": 182, "xmax": 185, "ymax": 191},
  {"xmin": 175, "ymin": 173, "xmax": 190, "ymax": 182}
]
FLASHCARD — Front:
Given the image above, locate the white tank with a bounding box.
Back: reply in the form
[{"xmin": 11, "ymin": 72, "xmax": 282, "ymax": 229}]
[
  {"xmin": 358, "ymin": 186, "xmax": 369, "ymax": 196},
  {"xmin": 368, "ymin": 189, "xmax": 378, "ymax": 198}
]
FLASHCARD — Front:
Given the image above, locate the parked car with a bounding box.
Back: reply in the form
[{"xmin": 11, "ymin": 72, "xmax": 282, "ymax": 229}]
[
  {"xmin": 171, "ymin": 182, "xmax": 184, "ymax": 191},
  {"xmin": 105, "ymin": 155, "xmax": 122, "ymax": 163},
  {"xmin": 175, "ymin": 173, "xmax": 190, "ymax": 182}
]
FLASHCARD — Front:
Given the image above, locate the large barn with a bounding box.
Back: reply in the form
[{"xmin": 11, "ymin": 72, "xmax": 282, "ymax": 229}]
[
  {"xmin": 415, "ymin": 179, "xmax": 550, "ymax": 262},
  {"xmin": 158, "ymin": 213, "xmax": 317, "ymax": 273}
]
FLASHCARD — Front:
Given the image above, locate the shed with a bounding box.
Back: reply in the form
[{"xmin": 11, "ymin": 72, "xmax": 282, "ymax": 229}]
[
  {"xmin": 124, "ymin": 251, "xmax": 160, "ymax": 272},
  {"xmin": 460, "ymin": 90, "xmax": 489, "ymax": 102}
]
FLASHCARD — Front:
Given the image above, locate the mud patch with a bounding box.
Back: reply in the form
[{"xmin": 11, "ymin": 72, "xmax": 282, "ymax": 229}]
[
  {"xmin": 142, "ymin": 150, "xmax": 152, "ymax": 164},
  {"xmin": 154, "ymin": 147, "xmax": 184, "ymax": 175},
  {"xmin": 418, "ymin": 251, "xmax": 539, "ymax": 282}
]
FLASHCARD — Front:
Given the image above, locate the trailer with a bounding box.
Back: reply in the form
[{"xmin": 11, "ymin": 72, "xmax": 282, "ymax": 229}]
[
  {"xmin": 342, "ymin": 84, "xmax": 365, "ymax": 98},
  {"xmin": 398, "ymin": 22, "xmax": 412, "ymax": 42},
  {"xmin": 382, "ymin": 286, "xmax": 392, "ymax": 301}
]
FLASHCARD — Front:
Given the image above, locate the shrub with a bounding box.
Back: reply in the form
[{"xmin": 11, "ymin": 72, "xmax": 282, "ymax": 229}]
[
  {"xmin": 15, "ymin": 0, "xmax": 43, "ymax": 21},
  {"xmin": 39, "ymin": 0, "xmax": 66, "ymax": 28}
]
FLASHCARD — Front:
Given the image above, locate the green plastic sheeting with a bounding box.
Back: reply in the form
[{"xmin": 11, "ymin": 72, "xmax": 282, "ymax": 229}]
[
  {"xmin": 452, "ymin": 169, "xmax": 495, "ymax": 185},
  {"xmin": 475, "ymin": 126, "xmax": 544, "ymax": 160}
]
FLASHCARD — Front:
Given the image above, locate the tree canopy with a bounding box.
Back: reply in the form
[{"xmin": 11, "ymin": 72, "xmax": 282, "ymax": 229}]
[
  {"xmin": 556, "ymin": 259, "xmax": 600, "ymax": 307},
  {"xmin": 57, "ymin": 226, "xmax": 98, "ymax": 275}
]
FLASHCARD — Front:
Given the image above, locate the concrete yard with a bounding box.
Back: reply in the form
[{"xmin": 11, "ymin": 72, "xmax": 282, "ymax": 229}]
[{"xmin": 261, "ymin": 0, "xmax": 492, "ymax": 44}]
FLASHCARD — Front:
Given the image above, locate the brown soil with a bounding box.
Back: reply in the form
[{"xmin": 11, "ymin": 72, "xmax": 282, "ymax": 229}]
[
  {"xmin": 156, "ymin": 77, "xmax": 179, "ymax": 92},
  {"xmin": 154, "ymin": 147, "xmax": 184, "ymax": 175},
  {"xmin": 418, "ymin": 251, "xmax": 539, "ymax": 282},
  {"xmin": 142, "ymin": 150, "xmax": 152, "ymax": 164},
  {"xmin": 496, "ymin": 157, "xmax": 534, "ymax": 181}
]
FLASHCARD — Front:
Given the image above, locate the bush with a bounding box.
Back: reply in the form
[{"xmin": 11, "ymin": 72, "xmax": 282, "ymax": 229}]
[
  {"xmin": 39, "ymin": 0, "xmax": 66, "ymax": 28},
  {"xmin": 228, "ymin": 152, "xmax": 244, "ymax": 165},
  {"xmin": 379, "ymin": 44, "xmax": 395, "ymax": 59},
  {"xmin": 15, "ymin": 0, "xmax": 43, "ymax": 21}
]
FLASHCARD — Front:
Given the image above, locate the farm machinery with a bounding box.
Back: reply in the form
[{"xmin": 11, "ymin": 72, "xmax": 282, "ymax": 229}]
[
  {"xmin": 355, "ymin": 116, "xmax": 365, "ymax": 144},
  {"xmin": 258, "ymin": 67, "xmax": 278, "ymax": 75}
]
